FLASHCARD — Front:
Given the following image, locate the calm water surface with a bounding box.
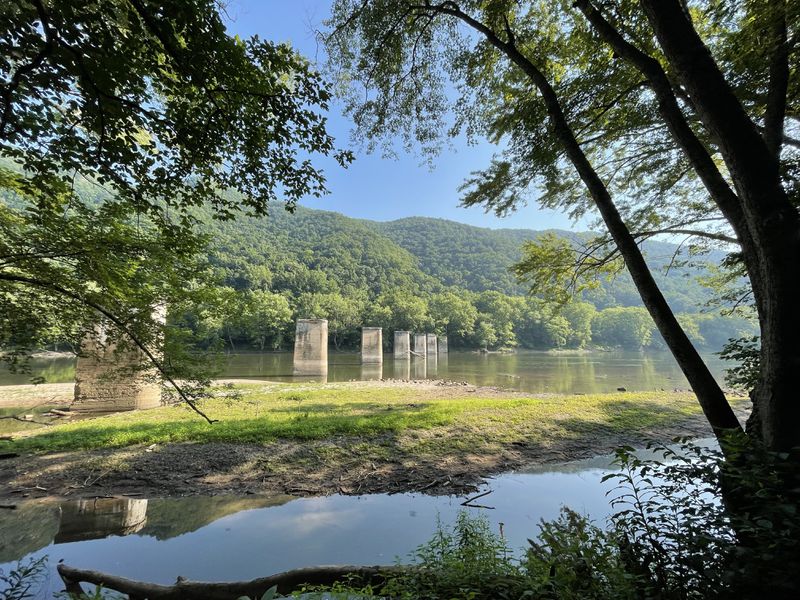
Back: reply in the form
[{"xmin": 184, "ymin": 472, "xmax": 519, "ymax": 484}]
[
  {"xmin": 0, "ymin": 448, "xmax": 663, "ymax": 597},
  {"xmin": 0, "ymin": 350, "xmax": 727, "ymax": 394}
]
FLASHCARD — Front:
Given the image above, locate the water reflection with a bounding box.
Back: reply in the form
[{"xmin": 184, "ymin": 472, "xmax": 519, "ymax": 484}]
[
  {"xmin": 0, "ymin": 443, "xmax": 711, "ymax": 597},
  {"xmin": 427, "ymin": 355, "xmax": 438, "ymax": 378},
  {"xmin": 0, "ymin": 495, "xmax": 293, "ymax": 563},
  {"xmin": 360, "ymin": 363, "xmax": 382, "ymax": 381},
  {"xmin": 0, "ymin": 461, "xmax": 617, "ymax": 594},
  {"xmin": 393, "ymin": 359, "xmax": 411, "ymax": 380},
  {"xmin": 412, "ymin": 356, "xmax": 427, "ymax": 379},
  {"xmin": 1, "ymin": 350, "xmax": 728, "ymax": 394},
  {"xmin": 55, "ymin": 498, "xmax": 148, "ymax": 543}
]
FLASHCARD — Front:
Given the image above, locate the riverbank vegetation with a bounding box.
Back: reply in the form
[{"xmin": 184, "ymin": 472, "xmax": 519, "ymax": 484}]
[{"xmin": 296, "ymin": 442, "xmax": 799, "ymax": 600}]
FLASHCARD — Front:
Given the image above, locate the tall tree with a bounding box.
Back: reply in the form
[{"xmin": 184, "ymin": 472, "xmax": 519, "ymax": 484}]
[
  {"xmin": 1, "ymin": 0, "xmax": 350, "ymax": 414},
  {"xmin": 324, "ymin": 0, "xmax": 798, "ymax": 451}
]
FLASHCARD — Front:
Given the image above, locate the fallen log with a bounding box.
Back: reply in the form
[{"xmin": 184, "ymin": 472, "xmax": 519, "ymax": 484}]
[{"xmin": 57, "ymin": 563, "xmax": 405, "ymax": 599}]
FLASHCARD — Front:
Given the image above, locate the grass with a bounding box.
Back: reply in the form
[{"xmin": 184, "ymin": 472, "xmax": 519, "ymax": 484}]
[
  {"xmin": 0, "ymin": 405, "xmax": 59, "ymax": 436},
  {"xmin": 0, "ymin": 383, "xmax": 731, "ymax": 456}
]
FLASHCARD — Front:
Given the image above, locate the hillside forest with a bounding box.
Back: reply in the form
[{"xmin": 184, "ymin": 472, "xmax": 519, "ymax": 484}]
[{"xmin": 172, "ymin": 201, "xmax": 754, "ymax": 354}]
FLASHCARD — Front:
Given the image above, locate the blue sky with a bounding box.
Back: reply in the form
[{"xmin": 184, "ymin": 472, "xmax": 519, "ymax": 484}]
[{"xmin": 223, "ymin": 0, "xmax": 577, "ymax": 231}]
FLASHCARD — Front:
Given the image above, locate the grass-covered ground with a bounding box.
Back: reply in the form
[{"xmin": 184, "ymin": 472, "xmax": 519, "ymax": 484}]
[
  {"xmin": 4, "ymin": 382, "xmax": 709, "ymax": 453},
  {"xmin": 0, "ymin": 381, "xmax": 747, "ymax": 499}
]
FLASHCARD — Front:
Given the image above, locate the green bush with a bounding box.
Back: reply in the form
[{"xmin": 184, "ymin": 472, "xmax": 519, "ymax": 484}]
[
  {"xmin": 606, "ymin": 439, "xmax": 800, "ymax": 600},
  {"xmin": 524, "ymin": 508, "xmax": 635, "ymax": 599}
]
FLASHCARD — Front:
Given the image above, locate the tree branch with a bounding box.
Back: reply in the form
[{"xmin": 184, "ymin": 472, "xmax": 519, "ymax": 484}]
[
  {"xmin": 58, "ymin": 563, "xmax": 404, "ymax": 599},
  {"xmin": 0, "ymin": 273, "xmax": 216, "ymax": 424},
  {"xmin": 408, "ymin": 0, "xmax": 743, "ymax": 438},
  {"xmin": 634, "ymin": 228, "xmax": 739, "ymax": 245},
  {"xmin": 573, "ymin": 1, "xmax": 749, "ymax": 246},
  {"xmin": 638, "ymin": 0, "xmax": 789, "ymax": 216},
  {"xmin": 762, "ymin": 0, "xmax": 790, "ymax": 159},
  {"xmin": 0, "ymin": 0, "xmax": 55, "ymax": 139}
]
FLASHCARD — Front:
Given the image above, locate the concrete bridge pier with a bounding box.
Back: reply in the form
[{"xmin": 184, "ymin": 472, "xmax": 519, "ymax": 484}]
[
  {"xmin": 293, "ymin": 319, "xmax": 328, "ymax": 378},
  {"xmin": 72, "ymin": 306, "xmax": 166, "ymax": 413},
  {"xmin": 394, "ymin": 331, "xmax": 411, "ymax": 358},
  {"xmin": 426, "ymin": 333, "xmax": 438, "ymax": 357},
  {"xmin": 413, "ymin": 333, "xmax": 427, "ymax": 358},
  {"xmin": 361, "ymin": 327, "xmax": 383, "ymax": 364},
  {"xmin": 438, "ymin": 336, "xmax": 448, "ymax": 354}
]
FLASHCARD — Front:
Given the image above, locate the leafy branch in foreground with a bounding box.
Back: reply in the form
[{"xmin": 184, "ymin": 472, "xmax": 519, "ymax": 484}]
[
  {"xmin": 324, "ymin": 0, "xmax": 800, "ymax": 452},
  {"xmin": 0, "ymin": 0, "xmax": 350, "ymax": 411}
]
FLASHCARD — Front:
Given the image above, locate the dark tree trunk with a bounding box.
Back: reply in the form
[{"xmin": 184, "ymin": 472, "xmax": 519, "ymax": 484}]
[
  {"xmin": 639, "ymin": 0, "xmax": 800, "ymax": 451},
  {"xmin": 431, "ymin": 4, "xmax": 743, "ymax": 443}
]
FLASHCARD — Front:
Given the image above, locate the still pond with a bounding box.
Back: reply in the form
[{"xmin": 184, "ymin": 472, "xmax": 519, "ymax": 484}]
[{"xmin": 0, "ymin": 445, "xmax": 695, "ymax": 597}]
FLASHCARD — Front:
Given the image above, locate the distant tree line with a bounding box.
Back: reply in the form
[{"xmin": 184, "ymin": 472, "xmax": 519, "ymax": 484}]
[
  {"xmin": 175, "ymin": 285, "xmax": 754, "ymax": 353},
  {"xmin": 3, "ymin": 192, "xmax": 755, "ymax": 355}
]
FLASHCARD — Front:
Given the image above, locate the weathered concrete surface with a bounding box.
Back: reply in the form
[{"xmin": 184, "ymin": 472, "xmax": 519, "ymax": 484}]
[
  {"xmin": 413, "ymin": 333, "xmax": 427, "ymax": 358},
  {"xmin": 72, "ymin": 307, "xmax": 165, "ymax": 413},
  {"xmin": 438, "ymin": 336, "xmax": 448, "ymax": 354},
  {"xmin": 394, "ymin": 331, "xmax": 411, "ymax": 358},
  {"xmin": 293, "ymin": 319, "xmax": 328, "ymax": 376},
  {"xmin": 361, "ymin": 327, "xmax": 383, "ymax": 364},
  {"xmin": 426, "ymin": 333, "xmax": 438, "ymax": 356}
]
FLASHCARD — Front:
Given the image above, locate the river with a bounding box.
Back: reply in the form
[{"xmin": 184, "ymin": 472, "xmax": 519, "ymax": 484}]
[{"xmin": 0, "ymin": 349, "xmax": 728, "ymax": 394}]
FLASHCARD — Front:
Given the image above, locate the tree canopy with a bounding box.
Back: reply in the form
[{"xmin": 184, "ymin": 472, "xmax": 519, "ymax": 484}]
[
  {"xmin": 0, "ymin": 0, "xmax": 349, "ymax": 407},
  {"xmin": 324, "ymin": 0, "xmax": 799, "ymax": 451}
]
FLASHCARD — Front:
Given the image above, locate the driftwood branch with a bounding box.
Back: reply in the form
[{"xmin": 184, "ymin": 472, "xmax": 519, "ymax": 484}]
[{"xmin": 57, "ymin": 563, "xmax": 405, "ymax": 599}]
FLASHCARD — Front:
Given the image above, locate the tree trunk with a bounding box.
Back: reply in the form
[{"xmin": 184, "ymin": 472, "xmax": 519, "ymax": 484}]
[
  {"xmin": 639, "ymin": 0, "xmax": 800, "ymax": 451},
  {"xmin": 433, "ymin": 6, "xmax": 743, "ymax": 441},
  {"xmin": 58, "ymin": 563, "xmax": 404, "ymax": 600}
]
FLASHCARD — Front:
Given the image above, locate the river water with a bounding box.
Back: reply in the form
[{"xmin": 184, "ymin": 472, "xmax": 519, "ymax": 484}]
[
  {"xmin": 0, "ymin": 350, "xmax": 728, "ymax": 394},
  {"xmin": 0, "ymin": 348, "xmax": 723, "ymax": 596},
  {"xmin": 0, "ymin": 446, "xmax": 679, "ymax": 597}
]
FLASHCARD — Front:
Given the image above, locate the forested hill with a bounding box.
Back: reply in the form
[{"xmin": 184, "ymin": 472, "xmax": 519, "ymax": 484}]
[
  {"xmin": 367, "ymin": 217, "xmax": 551, "ymax": 295},
  {"xmin": 208, "ymin": 205, "xmax": 721, "ymax": 312},
  {"xmin": 4, "ymin": 180, "xmax": 752, "ymax": 350},
  {"xmin": 364, "ymin": 214, "xmax": 721, "ymax": 312},
  {"xmin": 202, "ymin": 205, "xmax": 753, "ymax": 352},
  {"xmin": 207, "ymin": 205, "xmax": 439, "ymax": 296}
]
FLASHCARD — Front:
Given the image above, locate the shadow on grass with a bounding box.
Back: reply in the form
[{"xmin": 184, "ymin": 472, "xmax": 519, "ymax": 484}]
[{"xmin": 3, "ymin": 394, "xmax": 709, "ymax": 459}]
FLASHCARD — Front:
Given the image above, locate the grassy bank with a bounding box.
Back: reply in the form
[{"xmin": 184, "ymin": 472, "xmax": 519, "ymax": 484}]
[{"xmin": 2, "ymin": 383, "xmax": 722, "ymax": 455}]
